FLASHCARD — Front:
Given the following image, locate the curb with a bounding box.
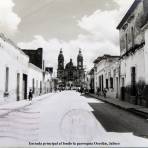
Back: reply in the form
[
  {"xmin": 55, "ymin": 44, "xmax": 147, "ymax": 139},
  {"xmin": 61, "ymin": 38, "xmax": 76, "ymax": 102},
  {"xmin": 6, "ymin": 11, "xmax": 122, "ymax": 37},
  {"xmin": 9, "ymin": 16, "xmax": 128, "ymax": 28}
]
[
  {"xmin": 88, "ymin": 94, "xmax": 148, "ymax": 119},
  {"xmin": 89, "ymin": 94, "xmax": 127, "ymax": 110}
]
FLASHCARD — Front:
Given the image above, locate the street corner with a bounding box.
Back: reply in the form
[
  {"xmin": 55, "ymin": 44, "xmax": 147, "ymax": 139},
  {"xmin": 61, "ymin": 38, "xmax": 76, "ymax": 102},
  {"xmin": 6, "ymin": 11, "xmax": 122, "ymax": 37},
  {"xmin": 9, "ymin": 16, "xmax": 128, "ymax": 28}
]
[{"xmin": 59, "ymin": 108, "xmax": 99, "ymax": 143}]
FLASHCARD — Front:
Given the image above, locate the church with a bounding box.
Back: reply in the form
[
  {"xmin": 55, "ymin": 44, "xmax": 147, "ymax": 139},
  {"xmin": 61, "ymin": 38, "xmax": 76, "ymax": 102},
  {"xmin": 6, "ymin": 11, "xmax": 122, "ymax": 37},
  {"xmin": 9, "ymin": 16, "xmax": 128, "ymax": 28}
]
[{"xmin": 57, "ymin": 49, "xmax": 85, "ymax": 88}]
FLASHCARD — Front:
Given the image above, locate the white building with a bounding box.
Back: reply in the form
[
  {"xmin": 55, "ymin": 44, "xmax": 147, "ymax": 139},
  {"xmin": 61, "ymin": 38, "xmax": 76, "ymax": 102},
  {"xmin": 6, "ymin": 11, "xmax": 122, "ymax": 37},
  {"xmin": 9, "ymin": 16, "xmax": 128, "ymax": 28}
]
[
  {"xmin": 85, "ymin": 71, "xmax": 91, "ymax": 90},
  {"xmin": 23, "ymin": 49, "xmax": 54, "ymax": 98},
  {"xmin": 0, "ymin": 33, "xmax": 29, "ymax": 101},
  {"xmin": 117, "ymin": 0, "xmax": 148, "ymax": 106},
  {"xmin": 28, "ymin": 63, "xmax": 43, "ymax": 97},
  {"xmin": 43, "ymin": 71, "xmax": 52, "ymax": 93},
  {"xmin": 0, "ymin": 33, "xmax": 54, "ymax": 103},
  {"xmin": 94, "ymin": 55, "xmax": 120, "ymax": 99},
  {"xmin": 85, "ymin": 68, "xmax": 95, "ymax": 93}
]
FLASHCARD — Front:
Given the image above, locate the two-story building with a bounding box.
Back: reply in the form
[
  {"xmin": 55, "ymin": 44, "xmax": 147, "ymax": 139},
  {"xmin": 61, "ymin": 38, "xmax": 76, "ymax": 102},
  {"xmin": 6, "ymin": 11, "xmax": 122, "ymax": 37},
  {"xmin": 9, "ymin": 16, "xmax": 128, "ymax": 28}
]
[{"xmin": 117, "ymin": 0, "xmax": 148, "ymax": 106}]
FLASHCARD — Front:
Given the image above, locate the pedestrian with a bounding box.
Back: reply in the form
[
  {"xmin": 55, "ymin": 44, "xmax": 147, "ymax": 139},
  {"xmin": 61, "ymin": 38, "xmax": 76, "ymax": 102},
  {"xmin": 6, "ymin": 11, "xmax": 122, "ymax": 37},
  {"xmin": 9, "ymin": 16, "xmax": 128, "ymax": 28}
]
[{"xmin": 29, "ymin": 89, "xmax": 33, "ymax": 101}]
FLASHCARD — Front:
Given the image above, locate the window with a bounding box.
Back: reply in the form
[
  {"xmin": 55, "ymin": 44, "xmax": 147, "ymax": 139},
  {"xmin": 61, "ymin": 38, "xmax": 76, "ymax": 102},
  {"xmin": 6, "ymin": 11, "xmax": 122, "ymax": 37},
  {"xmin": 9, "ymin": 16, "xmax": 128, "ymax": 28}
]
[
  {"xmin": 110, "ymin": 77, "xmax": 113, "ymax": 89},
  {"xmin": 5, "ymin": 67, "xmax": 9, "ymax": 92},
  {"xmin": 131, "ymin": 66, "xmax": 136, "ymax": 96}
]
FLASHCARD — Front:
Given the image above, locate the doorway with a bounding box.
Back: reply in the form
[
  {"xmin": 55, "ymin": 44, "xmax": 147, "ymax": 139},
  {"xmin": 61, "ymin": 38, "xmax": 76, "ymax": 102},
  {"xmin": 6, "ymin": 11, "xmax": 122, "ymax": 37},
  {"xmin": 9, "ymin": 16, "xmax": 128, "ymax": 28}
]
[
  {"xmin": 116, "ymin": 77, "xmax": 119, "ymax": 98},
  {"xmin": 131, "ymin": 66, "xmax": 136, "ymax": 96},
  {"xmin": 121, "ymin": 77, "xmax": 125, "ymax": 101},
  {"xmin": 23, "ymin": 74, "xmax": 28, "ymax": 100},
  {"xmin": 16, "ymin": 73, "xmax": 20, "ymax": 101}
]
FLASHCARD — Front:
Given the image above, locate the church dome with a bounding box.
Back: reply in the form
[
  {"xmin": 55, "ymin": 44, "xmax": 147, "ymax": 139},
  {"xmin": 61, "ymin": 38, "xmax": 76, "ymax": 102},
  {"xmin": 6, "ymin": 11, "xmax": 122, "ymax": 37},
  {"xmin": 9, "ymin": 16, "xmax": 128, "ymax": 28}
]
[{"xmin": 65, "ymin": 59, "xmax": 73, "ymax": 69}]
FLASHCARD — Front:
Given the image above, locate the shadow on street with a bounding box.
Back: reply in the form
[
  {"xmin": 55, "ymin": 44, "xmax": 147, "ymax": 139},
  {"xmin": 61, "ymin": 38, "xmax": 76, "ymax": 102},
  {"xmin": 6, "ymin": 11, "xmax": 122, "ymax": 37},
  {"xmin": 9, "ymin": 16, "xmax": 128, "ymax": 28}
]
[{"xmin": 82, "ymin": 94, "xmax": 148, "ymax": 139}]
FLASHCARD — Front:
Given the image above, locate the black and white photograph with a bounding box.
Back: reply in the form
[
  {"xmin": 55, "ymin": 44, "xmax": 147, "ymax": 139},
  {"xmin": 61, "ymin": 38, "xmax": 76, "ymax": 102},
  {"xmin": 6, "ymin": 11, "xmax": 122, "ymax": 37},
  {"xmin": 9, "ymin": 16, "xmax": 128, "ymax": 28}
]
[{"xmin": 0, "ymin": 0, "xmax": 148, "ymax": 147}]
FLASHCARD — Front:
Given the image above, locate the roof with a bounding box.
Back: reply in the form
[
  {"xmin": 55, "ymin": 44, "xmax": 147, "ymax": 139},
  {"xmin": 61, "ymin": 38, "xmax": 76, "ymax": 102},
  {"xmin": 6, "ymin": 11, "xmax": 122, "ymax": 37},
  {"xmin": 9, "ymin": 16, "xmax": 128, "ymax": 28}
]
[
  {"xmin": 0, "ymin": 33, "xmax": 29, "ymax": 58},
  {"xmin": 22, "ymin": 48, "xmax": 43, "ymax": 69},
  {"xmin": 117, "ymin": 0, "xmax": 141, "ymax": 30},
  {"xmin": 93, "ymin": 54, "xmax": 120, "ymax": 64}
]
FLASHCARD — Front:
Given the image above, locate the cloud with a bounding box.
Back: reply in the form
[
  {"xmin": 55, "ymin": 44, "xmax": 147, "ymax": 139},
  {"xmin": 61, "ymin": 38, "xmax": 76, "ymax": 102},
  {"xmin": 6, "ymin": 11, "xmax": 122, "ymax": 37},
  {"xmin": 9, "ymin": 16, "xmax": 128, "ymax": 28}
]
[
  {"xmin": 78, "ymin": 10, "xmax": 119, "ymax": 45},
  {"xmin": 0, "ymin": 0, "xmax": 21, "ymax": 35},
  {"xmin": 18, "ymin": 0, "xmax": 134, "ymax": 71}
]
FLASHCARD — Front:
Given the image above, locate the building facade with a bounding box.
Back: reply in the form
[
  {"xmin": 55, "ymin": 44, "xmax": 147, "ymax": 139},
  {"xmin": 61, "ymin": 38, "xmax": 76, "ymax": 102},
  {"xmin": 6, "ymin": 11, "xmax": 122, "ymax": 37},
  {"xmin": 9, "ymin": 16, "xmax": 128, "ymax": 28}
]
[
  {"xmin": 0, "ymin": 33, "xmax": 53, "ymax": 102},
  {"xmin": 28, "ymin": 63, "xmax": 43, "ymax": 97},
  {"xmin": 85, "ymin": 68, "xmax": 95, "ymax": 93},
  {"xmin": 57, "ymin": 49, "xmax": 85, "ymax": 88},
  {"xmin": 23, "ymin": 48, "xmax": 53, "ymax": 97},
  {"xmin": 0, "ymin": 33, "xmax": 29, "ymax": 101},
  {"xmin": 94, "ymin": 55, "xmax": 120, "ymax": 99},
  {"xmin": 117, "ymin": 0, "xmax": 148, "ymax": 106}
]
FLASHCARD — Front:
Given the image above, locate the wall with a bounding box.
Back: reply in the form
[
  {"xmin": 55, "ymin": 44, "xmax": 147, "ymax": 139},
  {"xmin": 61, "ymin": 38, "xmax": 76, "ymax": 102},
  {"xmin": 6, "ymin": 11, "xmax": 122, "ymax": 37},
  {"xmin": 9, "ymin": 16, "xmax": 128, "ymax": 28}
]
[
  {"xmin": 144, "ymin": 29, "xmax": 148, "ymax": 84},
  {"xmin": 28, "ymin": 63, "xmax": 43, "ymax": 97},
  {"xmin": 119, "ymin": 1, "xmax": 144, "ymax": 56},
  {"xmin": 94, "ymin": 57, "xmax": 120, "ymax": 99},
  {"xmin": 94, "ymin": 60, "xmax": 106, "ymax": 93},
  {"xmin": 120, "ymin": 48, "xmax": 145, "ymax": 87},
  {"xmin": 118, "ymin": 0, "xmax": 148, "ymax": 106},
  {"xmin": 0, "ymin": 34, "xmax": 29, "ymax": 101},
  {"xmin": 105, "ymin": 61, "xmax": 120, "ymax": 99},
  {"xmin": 43, "ymin": 72, "xmax": 52, "ymax": 93}
]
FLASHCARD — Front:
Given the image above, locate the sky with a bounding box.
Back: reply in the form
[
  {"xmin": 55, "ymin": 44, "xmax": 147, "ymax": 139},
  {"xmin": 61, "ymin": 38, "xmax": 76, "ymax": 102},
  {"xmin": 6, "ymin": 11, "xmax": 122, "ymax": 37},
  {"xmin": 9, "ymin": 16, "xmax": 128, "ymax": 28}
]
[{"xmin": 0, "ymin": 0, "xmax": 134, "ymax": 71}]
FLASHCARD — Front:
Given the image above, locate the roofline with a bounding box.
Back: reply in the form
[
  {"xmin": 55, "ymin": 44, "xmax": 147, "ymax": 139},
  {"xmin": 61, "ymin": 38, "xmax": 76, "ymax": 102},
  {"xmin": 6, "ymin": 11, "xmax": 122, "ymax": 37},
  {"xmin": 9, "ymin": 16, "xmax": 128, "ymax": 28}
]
[
  {"xmin": 93, "ymin": 54, "xmax": 120, "ymax": 64},
  {"xmin": 116, "ymin": 0, "xmax": 141, "ymax": 30},
  {"xmin": 0, "ymin": 33, "xmax": 29, "ymax": 58}
]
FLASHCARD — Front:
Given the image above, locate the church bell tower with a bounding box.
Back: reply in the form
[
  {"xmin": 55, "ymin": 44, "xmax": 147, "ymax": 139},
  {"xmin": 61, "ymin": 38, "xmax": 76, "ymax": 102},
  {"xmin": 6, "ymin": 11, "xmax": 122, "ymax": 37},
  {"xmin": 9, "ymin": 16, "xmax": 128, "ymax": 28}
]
[
  {"xmin": 77, "ymin": 49, "xmax": 83, "ymax": 70},
  {"xmin": 57, "ymin": 49, "xmax": 64, "ymax": 80}
]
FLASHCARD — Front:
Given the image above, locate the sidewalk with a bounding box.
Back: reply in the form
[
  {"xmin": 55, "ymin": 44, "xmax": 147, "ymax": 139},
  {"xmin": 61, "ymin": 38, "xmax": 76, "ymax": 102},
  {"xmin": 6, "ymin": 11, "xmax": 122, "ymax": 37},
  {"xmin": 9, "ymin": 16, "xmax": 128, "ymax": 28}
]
[
  {"xmin": 0, "ymin": 93, "xmax": 54, "ymax": 117},
  {"xmin": 89, "ymin": 93, "xmax": 148, "ymax": 118}
]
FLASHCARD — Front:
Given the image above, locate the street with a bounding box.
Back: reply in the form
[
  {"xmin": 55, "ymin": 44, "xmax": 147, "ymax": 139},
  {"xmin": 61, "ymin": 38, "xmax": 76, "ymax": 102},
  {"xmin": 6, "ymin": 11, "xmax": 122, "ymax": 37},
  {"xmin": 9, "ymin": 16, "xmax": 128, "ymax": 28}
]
[
  {"xmin": 89, "ymin": 96, "xmax": 148, "ymax": 137},
  {"xmin": 0, "ymin": 91, "xmax": 148, "ymax": 147}
]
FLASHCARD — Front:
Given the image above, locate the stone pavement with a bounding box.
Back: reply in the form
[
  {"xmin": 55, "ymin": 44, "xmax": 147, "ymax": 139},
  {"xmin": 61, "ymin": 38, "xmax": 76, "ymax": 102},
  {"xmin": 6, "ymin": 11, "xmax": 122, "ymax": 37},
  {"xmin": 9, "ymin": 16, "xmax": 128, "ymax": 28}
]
[{"xmin": 89, "ymin": 93, "xmax": 148, "ymax": 118}]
